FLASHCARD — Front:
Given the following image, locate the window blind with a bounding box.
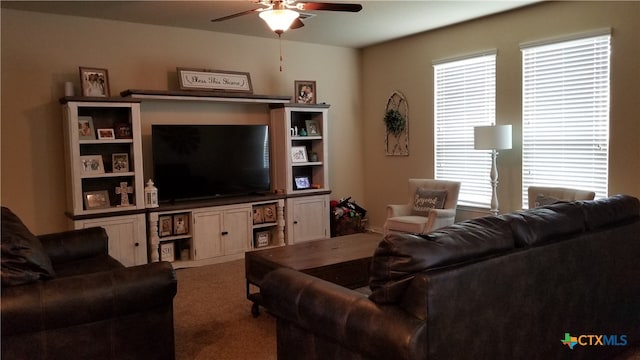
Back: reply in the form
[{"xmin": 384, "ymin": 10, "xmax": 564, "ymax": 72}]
[
  {"xmin": 434, "ymin": 53, "xmax": 496, "ymax": 207},
  {"xmin": 521, "ymin": 34, "xmax": 610, "ymax": 207}
]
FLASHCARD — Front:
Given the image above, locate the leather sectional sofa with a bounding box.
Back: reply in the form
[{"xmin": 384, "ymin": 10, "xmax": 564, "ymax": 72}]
[
  {"xmin": 261, "ymin": 195, "xmax": 640, "ymax": 360},
  {"xmin": 1, "ymin": 207, "xmax": 178, "ymax": 359}
]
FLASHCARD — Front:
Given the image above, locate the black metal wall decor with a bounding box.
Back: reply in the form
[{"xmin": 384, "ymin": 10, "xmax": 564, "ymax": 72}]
[{"xmin": 384, "ymin": 91, "xmax": 409, "ymax": 156}]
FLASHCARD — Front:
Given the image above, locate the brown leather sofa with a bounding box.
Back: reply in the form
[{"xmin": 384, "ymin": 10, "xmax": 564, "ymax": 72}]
[
  {"xmin": 1, "ymin": 207, "xmax": 178, "ymax": 359},
  {"xmin": 261, "ymin": 195, "xmax": 640, "ymax": 360}
]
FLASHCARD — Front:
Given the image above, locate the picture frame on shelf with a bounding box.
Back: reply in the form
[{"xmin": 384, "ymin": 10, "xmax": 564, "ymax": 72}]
[
  {"xmin": 294, "ymin": 80, "xmax": 316, "ymax": 104},
  {"xmin": 255, "ymin": 230, "xmax": 270, "ymax": 248},
  {"xmin": 97, "ymin": 128, "xmax": 115, "ymax": 140},
  {"xmin": 80, "ymin": 155, "xmax": 104, "ymax": 174},
  {"xmin": 159, "ymin": 215, "xmax": 173, "ymax": 237},
  {"xmin": 79, "ymin": 67, "xmax": 110, "ymax": 97},
  {"xmin": 291, "ymin": 146, "xmax": 308, "ymax": 163},
  {"xmin": 173, "ymin": 214, "xmax": 189, "ymax": 235},
  {"xmin": 114, "ymin": 122, "xmax": 132, "ymax": 139},
  {"xmin": 263, "ymin": 204, "xmax": 277, "ymax": 223},
  {"xmin": 112, "ymin": 153, "xmax": 129, "ymax": 173},
  {"xmin": 83, "ymin": 190, "xmax": 110, "ymax": 210},
  {"xmin": 294, "ymin": 176, "xmax": 311, "ymax": 190},
  {"xmin": 305, "ymin": 120, "xmax": 320, "ymax": 136},
  {"xmin": 78, "ymin": 116, "xmax": 95, "ymax": 140},
  {"xmin": 253, "ymin": 207, "xmax": 264, "ymax": 225},
  {"xmin": 160, "ymin": 242, "xmax": 175, "ymax": 262}
]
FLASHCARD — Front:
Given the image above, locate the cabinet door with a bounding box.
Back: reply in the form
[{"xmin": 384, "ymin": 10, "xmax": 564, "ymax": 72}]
[
  {"xmin": 222, "ymin": 207, "xmax": 252, "ymax": 255},
  {"xmin": 74, "ymin": 214, "xmax": 146, "ymax": 267},
  {"xmin": 193, "ymin": 211, "xmax": 223, "ymax": 260},
  {"xmin": 288, "ymin": 195, "xmax": 329, "ymax": 244}
]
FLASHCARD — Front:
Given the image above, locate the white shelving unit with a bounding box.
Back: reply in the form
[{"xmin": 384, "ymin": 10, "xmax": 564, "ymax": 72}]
[
  {"xmin": 61, "ymin": 98, "xmax": 147, "ymax": 266},
  {"xmin": 270, "ymin": 103, "xmax": 331, "ymax": 244}
]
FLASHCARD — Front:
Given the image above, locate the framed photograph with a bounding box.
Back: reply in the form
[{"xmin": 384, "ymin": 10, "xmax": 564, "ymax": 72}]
[
  {"xmin": 114, "ymin": 122, "xmax": 132, "ymax": 139},
  {"xmin": 79, "ymin": 67, "xmax": 110, "ymax": 97},
  {"xmin": 83, "ymin": 190, "xmax": 110, "ymax": 209},
  {"xmin": 97, "ymin": 128, "xmax": 115, "ymax": 140},
  {"xmin": 78, "ymin": 116, "xmax": 95, "ymax": 140},
  {"xmin": 295, "ymin": 80, "xmax": 316, "ymax": 104},
  {"xmin": 255, "ymin": 230, "xmax": 270, "ymax": 248},
  {"xmin": 253, "ymin": 207, "xmax": 264, "ymax": 225},
  {"xmin": 160, "ymin": 242, "xmax": 175, "ymax": 262},
  {"xmin": 294, "ymin": 176, "xmax": 311, "ymax": 190},
  {"xmin": 173, "ymin": 214, "xmax": 189, "ymax": 235},
  {"xmin": 112, "ymin": 153, "xmax": 129, "ymax": 173},
  {"xmin": 159, "ymin": 215, "xmax": 173, "ymax": 237},
  {"xmin": 263, "ymin": 204, "xmax": 277, "ymax": 223},
  {"xmin": 291, "ymin": 146, "xmax": 308, "ymax": 163},
  {"xmin": 80, "ymin": 155, "xmax": 104, "ymax": 174},
  {"xmin": 305, "ymin": 120, "xmax": 320, "ymax": 136},
  {"xmin": 177, "ymin": 67, "xmax": 253, "ymax": 93}
]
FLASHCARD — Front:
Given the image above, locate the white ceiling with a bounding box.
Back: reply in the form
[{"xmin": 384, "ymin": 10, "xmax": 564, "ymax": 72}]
[{"xmin": 1, "ymin": 1, "xmax": 540, "ymax": 48}]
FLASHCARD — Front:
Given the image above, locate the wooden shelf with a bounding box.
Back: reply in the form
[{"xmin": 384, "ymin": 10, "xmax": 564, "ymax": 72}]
[{"xmin": 120, "ymin": 89, "xmax": 291, "ymax": 104}]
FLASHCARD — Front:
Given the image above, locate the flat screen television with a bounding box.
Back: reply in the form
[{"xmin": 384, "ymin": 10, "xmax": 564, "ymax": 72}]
[{"xmin": 152, "ymin": 124, "xmax": 271, "ymax": 203}]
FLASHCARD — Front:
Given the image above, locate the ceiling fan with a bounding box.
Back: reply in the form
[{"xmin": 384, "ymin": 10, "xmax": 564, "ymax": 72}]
[{"xmin": 211, "ymin": 0, "xmax": 363, "ymax": 35}]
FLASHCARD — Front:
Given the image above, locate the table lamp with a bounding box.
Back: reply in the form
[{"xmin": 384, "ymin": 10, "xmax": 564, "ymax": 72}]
[{"xmin": 474, "ymin": 125, "xmax": 512, "ymax": 215}]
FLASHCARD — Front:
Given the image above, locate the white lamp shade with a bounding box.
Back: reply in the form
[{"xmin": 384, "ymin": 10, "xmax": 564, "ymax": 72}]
[
  {"xmin": 474, "ymin": 125, "xmax": 512, "ymax": 150},
  {"xmin": 259, "ymin": 9, "xmax": 299, "ymax": 33}
]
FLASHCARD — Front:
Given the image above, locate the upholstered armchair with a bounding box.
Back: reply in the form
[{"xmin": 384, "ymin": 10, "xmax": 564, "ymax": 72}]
[
  {"xmin": 1, "ymin": 206, "xmax": 178, "ymax": 360},
  {"xmin": 527, "ymin": 186, "xmax": 596, "ymax": 208},
  {"xmin": 383, "ymin": 179, "xmax": 461, "ymax": 235}
]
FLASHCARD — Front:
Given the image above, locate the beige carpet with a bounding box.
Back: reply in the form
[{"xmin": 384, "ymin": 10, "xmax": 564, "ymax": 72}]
[{"xmin": 173, "ymin": 259, "xmax": 276, "ymax": 360}]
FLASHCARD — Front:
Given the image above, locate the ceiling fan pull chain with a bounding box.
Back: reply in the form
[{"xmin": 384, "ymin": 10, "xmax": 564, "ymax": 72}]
[{"xmin": 279, "ymin": 34, "xmax": 284, "ymax": 72}]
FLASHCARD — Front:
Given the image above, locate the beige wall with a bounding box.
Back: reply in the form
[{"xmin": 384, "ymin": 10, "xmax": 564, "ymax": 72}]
[
  {"xmin": 361, "ymin": 1, "xmax": 640, "ymax": 231},
  {"xmin": 1, "ymin": 9, "xmax": 364, "ymax": 234}
]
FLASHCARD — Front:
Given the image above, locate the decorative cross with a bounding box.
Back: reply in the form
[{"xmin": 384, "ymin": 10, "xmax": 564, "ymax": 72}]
[{"xmin": 115, "ymin": 181, "xmax": 134, "ymax": 206}]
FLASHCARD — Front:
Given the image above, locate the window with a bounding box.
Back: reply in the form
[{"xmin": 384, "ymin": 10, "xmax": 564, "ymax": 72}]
[
  {"xmin": 434, "ymin": 52, "xmax": 496, "ymax": 207},
  {"xmin": 521, "ymin": 32, "xmax": 610, "ymax": 207}
]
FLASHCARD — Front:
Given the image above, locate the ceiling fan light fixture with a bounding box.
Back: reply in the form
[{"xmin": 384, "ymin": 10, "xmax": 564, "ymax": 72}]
[{"xmin": 259, "ymin": 8, "xmax": 300, "ymax": 33}]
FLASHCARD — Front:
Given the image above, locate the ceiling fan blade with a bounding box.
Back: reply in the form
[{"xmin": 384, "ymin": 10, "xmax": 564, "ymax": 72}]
[
  {"xmin": 296, "ymin": 2, "xmax": 363, "ymax": 12},
  {"xmin": 211, "ymin": 8, "xmax": 261, "ymax": 22},
  {"xmin": 290, "ymin": 18, "xmax": 305, "ymax": 29}
]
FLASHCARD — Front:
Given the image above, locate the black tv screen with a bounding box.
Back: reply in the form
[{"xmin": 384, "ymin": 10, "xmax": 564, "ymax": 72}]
[{"xmin": 152, "ymin": 124, "xmax": 270, "ymax": 202}]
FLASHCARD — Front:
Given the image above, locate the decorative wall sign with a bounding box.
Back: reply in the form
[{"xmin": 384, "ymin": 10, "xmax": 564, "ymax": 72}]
[
  {"xmin": 384, "ymin": 90, "xmax": 409, "ymax": 156},
  {"xmin": 177, "ymin": 67, "xmax": 253, "ymax": 93}
]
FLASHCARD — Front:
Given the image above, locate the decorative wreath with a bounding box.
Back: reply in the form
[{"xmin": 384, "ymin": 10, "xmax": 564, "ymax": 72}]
[{"xmin": 384, "ymin": 109, "xmax": 406, "ymax": 136}]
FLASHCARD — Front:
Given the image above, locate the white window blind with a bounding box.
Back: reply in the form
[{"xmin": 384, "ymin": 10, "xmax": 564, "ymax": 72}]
[
  {"xmin": 521, "ymin": 34, "xmax": 610, "ymax": 207},
  {"xmin": 434, "ymin": 53, "xmax": 496, "ymax": 208}
]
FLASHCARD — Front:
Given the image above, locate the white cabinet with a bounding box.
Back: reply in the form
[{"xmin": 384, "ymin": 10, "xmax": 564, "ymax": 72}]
[
  {"xmin": 147, "ymin": 199, "xmax": 285, "ymax": 267},
  {"xmin": 192, "ymin": 205, "xmax": 251, "ymax": 260},
  {"xmin": 286, "ymin": 194, "xmax": 330, "ymax": 244},
  {"xmin": 62, "ymin": 98, "xmax": 147, "ymax": 266},
  {"xmin": 72, "ymin": 214, "xmax": 147, "ymax": 266}
]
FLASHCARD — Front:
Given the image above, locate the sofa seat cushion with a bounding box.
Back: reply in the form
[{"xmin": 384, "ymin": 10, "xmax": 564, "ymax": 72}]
[
  {"xmin": 53, "ymin": 254, "xmax": 123, "ymax": 278},
  {"xmin": 1, "ymin": 207, "xmax": 55, "ymax": 286},
  {"xmin": 370, "ymin": 216, "xmax": 514, "ymax": 304},
  {"xmin": 385, "ymin": 216, "xmax": 430, "ymax": 234}
]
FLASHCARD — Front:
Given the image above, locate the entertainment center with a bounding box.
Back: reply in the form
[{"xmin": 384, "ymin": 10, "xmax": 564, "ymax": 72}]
[{"xmin": 61, "ymin": 90, "xmax": 331, "ymax": 267}]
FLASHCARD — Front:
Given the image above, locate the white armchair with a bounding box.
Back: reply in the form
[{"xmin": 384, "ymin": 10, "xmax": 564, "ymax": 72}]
[
  {"xmin": 383, "ymin": 179, "xmax": 461, "ymax": 235},
  {"xmin": 527, "ymin": 186, "xmax": 596, "ymax": 208}
]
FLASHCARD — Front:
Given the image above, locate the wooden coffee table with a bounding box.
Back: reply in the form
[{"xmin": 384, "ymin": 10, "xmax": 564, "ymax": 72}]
[{"xmin": 245, "ymin": 232, "xmax": 382, "ymax": 317}]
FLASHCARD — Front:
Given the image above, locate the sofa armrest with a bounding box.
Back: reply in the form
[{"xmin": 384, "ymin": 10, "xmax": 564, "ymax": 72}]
[
  {"xmin": 1, "ymin": 261, "xmax": 177, "ymax": 337},
  {"xmin": 387, "ymin": 204, "xmax": 412, "ymax": 218},
  {"xmin": 38, "ymin": 227, "xmax": 108, "ymax": 264},
  {"xmin": 262, "ymin": 268, "xmax": 426, "ymax": 360}
]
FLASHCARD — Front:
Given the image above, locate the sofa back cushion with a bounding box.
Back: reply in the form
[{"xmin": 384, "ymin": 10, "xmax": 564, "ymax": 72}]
[
  {"xmin": 1, "ymin": 207, "xmax": 55, "ymax": 286},
  {"xmin": 579, "ymin": 194, "xmax": 640, "ymax": 230},
  {"xmin": 369, "ymin": 216, "xmax": 514, "ymax": 304},
  {"xmin": 501, "ymin": 202, "xmax": 586, "ymax": 248}
]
